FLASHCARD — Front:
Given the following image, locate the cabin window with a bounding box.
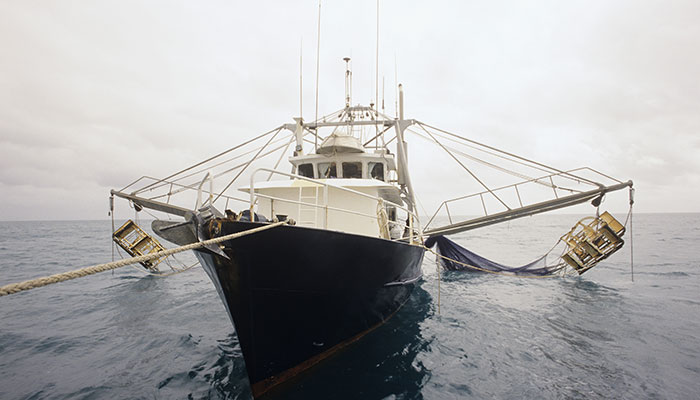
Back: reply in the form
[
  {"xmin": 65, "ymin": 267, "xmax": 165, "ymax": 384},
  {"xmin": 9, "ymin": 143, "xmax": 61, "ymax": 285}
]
[
  {"xmin": 298, "ymin": 163, "xmax": 314, "ymax": 178},
  {"xmin": 369, "ymin": 162, "xmax": 384, "ymax": 181},
  {"xmin": 318, "ymin": 162, "xmax": 337, "ymax": 178},
  {"xmin": 342, "ymin": 162, "xmax": 362, "ymax": 179}
]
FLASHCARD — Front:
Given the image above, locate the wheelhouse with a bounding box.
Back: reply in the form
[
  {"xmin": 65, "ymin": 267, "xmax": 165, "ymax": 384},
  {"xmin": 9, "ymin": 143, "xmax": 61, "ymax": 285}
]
[
  {"xmin": 289, "ymin": 132, "xmax": 397, "ymax": 182},
  {"xmin": 290, "ymin": 152, "xmax": 395, "ymax": 181}
]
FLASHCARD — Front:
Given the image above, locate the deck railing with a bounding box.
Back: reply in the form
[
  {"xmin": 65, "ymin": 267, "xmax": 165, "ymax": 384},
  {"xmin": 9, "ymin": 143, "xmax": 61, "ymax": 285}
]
[
  {"xmin": 423, "ymin": 167, "xmax": 625, "ymax": 234},
  {"xmin": 248, "ymin": 168, "xmax": 421, "ymax": 243}
]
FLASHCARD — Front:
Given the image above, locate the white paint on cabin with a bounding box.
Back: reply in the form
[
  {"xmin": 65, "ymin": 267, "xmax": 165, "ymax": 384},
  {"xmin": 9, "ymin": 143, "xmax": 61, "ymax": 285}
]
[
  {"xmin": 240, "ymin": 129, "xmax": 406, "ymax": 238},
  {"xmin": 240, "ymin": 178, "xmax": 402, "ymax": 238}
]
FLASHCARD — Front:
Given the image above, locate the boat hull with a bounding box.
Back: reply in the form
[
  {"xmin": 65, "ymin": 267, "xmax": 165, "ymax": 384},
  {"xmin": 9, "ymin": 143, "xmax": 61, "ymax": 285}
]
[{"xmin": 195, "ymin": 220, "xmax": 425, "ymax": 397}]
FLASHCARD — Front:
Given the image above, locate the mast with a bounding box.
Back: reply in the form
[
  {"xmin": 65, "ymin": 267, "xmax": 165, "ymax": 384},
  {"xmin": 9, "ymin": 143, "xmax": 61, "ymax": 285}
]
[
  {"xmin": 394, "ymin": 83, "xmax": 417, "ymax": 215},
  {"xmin": 344, "ymin": 57, "xmax": 352, "ymax": 108},
  {"xmin": 314, "ymin": 0, "xmax": 322, "ymax": 152}
]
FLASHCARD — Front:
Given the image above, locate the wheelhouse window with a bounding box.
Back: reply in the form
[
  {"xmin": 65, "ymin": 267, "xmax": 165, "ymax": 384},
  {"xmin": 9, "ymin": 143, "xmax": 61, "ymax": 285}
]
[
  {"xmin": 298, "ymin": 163, "xmax": 314, "ymax": 178},
  {"xmin": 318, "ymin": 162, "xmax": 337, "ymax": 178},
  {"xmin": 369, "ymin": 162, "xmax": 384, "ymax": 181},
  {"xmin": 342, "ymin": 162, "xmax": 362, "ymax": 179}
]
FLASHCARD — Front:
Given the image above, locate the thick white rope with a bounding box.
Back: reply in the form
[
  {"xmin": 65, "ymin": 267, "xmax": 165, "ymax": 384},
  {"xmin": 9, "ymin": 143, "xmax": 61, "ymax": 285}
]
[{"xmin": 0, "ymin": 222, "xmax": 286, "ymax": 297}]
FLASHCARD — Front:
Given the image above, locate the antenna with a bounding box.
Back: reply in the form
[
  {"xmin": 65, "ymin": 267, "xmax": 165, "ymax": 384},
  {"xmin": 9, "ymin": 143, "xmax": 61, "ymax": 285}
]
[
  {"xmin": 394, "ymin": 54, "xmax": 398, "ymax": 118},
  {"xmin": 314, "ymin": 0, "xmax": 322, "ymax": 151},
  {"xmin": 399, "ymin": 83, "xmax": 404, "ymax": 120},
  {"xmin": 382, "ymin": 76, "xmax": 385, "ymax": 114},
  {"xmin": 382, "ymin": 75, "xmax": 386, "ymax": 146},
  {"xmin": 299, "ymin": 38, "xmax": 303, "ymax": 119},
  {"xmin": 375, "ymin": 0, "xmax": 380, "ymax": 148},
  {"xmin": 375, "ymin": 0, "xmax": 379, "ymax": 115},
  {"xmin": 344, "ymin": 57, "xmax": 352, "ymax": 107}
]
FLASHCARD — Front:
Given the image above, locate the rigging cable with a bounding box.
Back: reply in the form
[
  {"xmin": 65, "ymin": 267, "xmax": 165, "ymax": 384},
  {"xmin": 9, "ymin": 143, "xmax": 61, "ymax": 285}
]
[
  {"xmin": 268, "ymin": 135, "xmax": 298, "ymax": 181},
  {"xmin": 412, "ymin": 125, "xmax": 557, "ymax": 176},
  {"xmin": 110, "ymin": 195, "xmax": 115, "ymax": 263},
  {"xmin": 409, "ymin": 127, "xmax": 578, "ymax": 193},
  {"xmin": 136, "ymin": 106, "xmax": 346, "ymax": 200},
  {"xmin": 141, "ymin": 131, "xmax": 296, "ymax": 194},
  {"xmin": 417, "ymin": 121, "xmax": 602, "ymax": 187},
  {"xmin": 626, "ymin": 187, "xmax": 635, "ymax": 281},
  {"xmin": 417, "ymin": 123, "xmax": 511, "ymax": 210},
  {"xmin": 213, "ymin": 127, "xmax": 283, "ymax": 204},
  {"xmin": 436, "ymin": 252, "xmax": 441, "ymax": 315},
  {"xmin": 127, "ymin": 125, "xmax": 284, "ymax": 194}
]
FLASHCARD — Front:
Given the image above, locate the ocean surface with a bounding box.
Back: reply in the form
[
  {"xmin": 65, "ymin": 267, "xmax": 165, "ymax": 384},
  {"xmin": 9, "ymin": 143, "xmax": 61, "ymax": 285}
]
[{"xmin": 1, "ymin": 213, "xmax": 699, "ymax": 399}]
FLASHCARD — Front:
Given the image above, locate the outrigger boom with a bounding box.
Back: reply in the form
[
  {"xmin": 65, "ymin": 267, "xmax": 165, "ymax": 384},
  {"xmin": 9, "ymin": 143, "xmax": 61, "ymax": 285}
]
[
  {"xmin": 110, "ymin": 189, "xmax": 190, "ymax": 217},
  {"xmin": 423, "ymin": 180, "xmax": 633, "ymax": 237}
]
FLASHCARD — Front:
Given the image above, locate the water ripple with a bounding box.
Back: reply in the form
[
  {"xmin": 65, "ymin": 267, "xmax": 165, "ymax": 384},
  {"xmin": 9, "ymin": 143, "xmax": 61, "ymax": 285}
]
[{"xmin": 1, "ymin": 216, "xmax": 699, "ymax": 399}]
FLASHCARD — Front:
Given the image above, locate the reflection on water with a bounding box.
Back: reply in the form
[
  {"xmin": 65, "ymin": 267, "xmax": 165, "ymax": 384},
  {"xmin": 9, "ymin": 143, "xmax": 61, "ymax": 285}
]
[{"xmin": 257, "ymin": 285, "xmax": 433, "ymax": 400}]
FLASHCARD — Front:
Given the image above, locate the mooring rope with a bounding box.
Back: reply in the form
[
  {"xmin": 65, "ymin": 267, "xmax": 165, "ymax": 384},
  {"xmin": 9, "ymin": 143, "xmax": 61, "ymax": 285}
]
[{"xmin": 0, "ymin": 221, "xmax": 286, "ymax": 297}]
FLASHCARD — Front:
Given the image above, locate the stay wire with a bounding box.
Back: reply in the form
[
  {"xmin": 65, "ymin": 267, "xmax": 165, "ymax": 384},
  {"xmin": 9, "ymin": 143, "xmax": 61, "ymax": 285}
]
[
  {"xmin": 417, "ymin": 123, "xmax": 511, "ymax": 210},
  {"xmin": 409, "ymin": 128, "xmax": 579, "ymax": 193},
  {"xmin": 139, "ymin": 132, "xmax": 296, "ymax": 195},
  {"xmin": 417, "ymin": 121, "xmax": 602, "ymax": 187},
  {"xmin": 127, "ymin": 125, "xmax": 284, "ymax": 194},
  {"xmin": 214, "ymin": 127, "xmax": 283, "ymax": 204},
  {"xmin": 145, "ymin": 134, "xmax": 295, "ymax": 202}
]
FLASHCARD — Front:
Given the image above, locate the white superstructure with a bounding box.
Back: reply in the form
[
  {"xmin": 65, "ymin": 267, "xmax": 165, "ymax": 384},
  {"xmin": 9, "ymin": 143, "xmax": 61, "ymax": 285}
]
[{"xmin": 243, "ymin": 126, "xmax": 407, "ymax": 238}]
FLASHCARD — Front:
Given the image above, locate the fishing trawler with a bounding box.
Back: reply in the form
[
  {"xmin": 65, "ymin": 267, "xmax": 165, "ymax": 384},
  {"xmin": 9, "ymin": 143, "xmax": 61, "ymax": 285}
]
[{"xmin": 109, "ymin": 59, "xmax": 633, "ymax": 397}]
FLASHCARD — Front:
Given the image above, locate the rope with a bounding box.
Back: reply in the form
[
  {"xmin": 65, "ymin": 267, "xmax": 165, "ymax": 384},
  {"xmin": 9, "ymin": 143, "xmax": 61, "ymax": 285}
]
[
  {"xmin": 627, "ymin": 187, "xmax": 635, "ymax": 281},
  {"xmin": 0, "ymin": 221, "xmax": 286, "ymax": 297},
  {"xmin": 436, "ymin": 252, "xmax": 441, "ymax": 315}
]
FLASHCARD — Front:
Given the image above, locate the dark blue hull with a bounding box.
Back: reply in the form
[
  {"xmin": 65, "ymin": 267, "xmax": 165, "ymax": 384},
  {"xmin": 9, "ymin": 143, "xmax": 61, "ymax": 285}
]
[{"xmin": 196, "ymin": 220, "xmax": 425, "ymax": 397}]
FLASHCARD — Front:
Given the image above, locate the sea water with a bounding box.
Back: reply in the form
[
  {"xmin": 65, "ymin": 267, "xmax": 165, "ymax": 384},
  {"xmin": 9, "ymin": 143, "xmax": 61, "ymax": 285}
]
[{"xmin": 0, "ymin": 214, "xmax": 698, "ymax": 399}]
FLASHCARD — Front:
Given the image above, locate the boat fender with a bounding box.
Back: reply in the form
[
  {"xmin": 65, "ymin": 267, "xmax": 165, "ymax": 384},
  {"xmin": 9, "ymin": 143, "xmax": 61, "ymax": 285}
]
[
  {"xmin": 591, "ymin": 194, "xmax": 605, "ymax": 207},
  {"xmin": 208, "ymin": 219, "xmax": 222, "ymax": 236},
  {"xmin": 225, "ymin": 209, "xmax": 237, "ymax": 221},
  {"xmin": 424, "ymin": 235, "xmax": 440, "ymax": 248},
  {"xmin": 238, "ymin": 209, "xmax": 269, "ymax": 222}
]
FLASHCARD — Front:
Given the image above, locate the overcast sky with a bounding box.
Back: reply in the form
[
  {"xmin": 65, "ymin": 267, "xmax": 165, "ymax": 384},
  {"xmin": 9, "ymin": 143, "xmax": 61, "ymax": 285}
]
[{"xmin": 1, "ymin": 0, "xmax": 698, "ymax": 221}]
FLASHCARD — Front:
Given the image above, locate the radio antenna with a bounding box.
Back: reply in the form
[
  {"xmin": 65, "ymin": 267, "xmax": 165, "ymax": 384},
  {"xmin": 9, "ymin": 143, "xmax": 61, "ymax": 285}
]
[
  {"xmin": 299, "ymin": 38, "xmax": 303, "ymax": 119},
  {"xmin": 382, "ymin": 76, "xmax": 386, "ymax": 114},
  {"xmin": 382, "ymin": 75, "xmax": 386, "ymax": 146},
  {"xmin": 314, "ymin": 0, "xmax": 322, "ymax": 151},
  {"xmin": 344, "ymin": 57, "xmax": 352, "ymax": 107},
  {"xmin": 375, "ymin": 0, "xmax": 380, "ymax": 114},
  {"xmin": 394, "ymin": 54, "xmax": 398, "ymax": 118},
  {"xmin": 375, "ymin": 0, "xmax": 380, "ymax": 148}
]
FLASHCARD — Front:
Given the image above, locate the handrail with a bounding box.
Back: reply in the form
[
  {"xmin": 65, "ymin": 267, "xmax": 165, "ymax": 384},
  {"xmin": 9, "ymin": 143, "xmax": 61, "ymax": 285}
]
[
  {"xmin": 423, "ymin": 167, "xmax": 621, "ymax": 230},
  {"xmin": 248, "ymin": 168, "xmax": 421, "ymax": 242},
  {"xmin": 249, "ymin": 168, "xmax": 418, "ymax": 221},
  {"xmin": 195, "ymin": 171, "xmax": 213, "ymax": 210},
  {"xmin": 253, "ymin": 192, "xmax": 386, "ymax": 222},
  {"xmin": 123, "ymin": 175, "xmax": 249, "ymax": 205},
  {"xmin": 423, "ymin": 180, "xmax": 633, "ymax": 237}
]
